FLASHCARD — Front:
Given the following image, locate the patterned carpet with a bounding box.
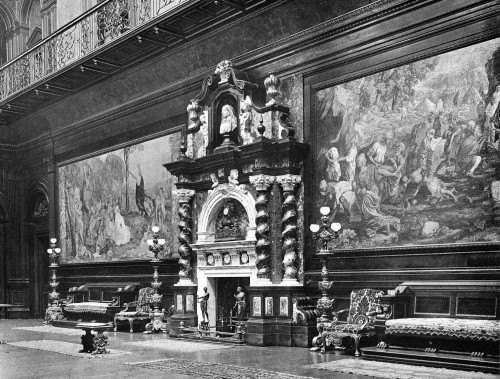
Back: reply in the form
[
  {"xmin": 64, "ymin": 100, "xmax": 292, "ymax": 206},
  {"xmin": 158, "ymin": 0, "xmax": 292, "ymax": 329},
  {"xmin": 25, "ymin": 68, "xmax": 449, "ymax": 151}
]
[
  {"xmin": 13, "ymin": 325, "xmax": 88, "ymax": 336},
  {"xmin": 126, "ymin": 358, "xmax": 315, "ymax": 379},
  {"xmin": 8, "ymin": 340, "xmax": 131, "ymax": 359},
  {"xmin": 303, "ymin": 359, "xmax": 498, "ymax": 379},
  {"xmin": 125, "ymin": 338, "xmax": 237, "ymax": 352}
]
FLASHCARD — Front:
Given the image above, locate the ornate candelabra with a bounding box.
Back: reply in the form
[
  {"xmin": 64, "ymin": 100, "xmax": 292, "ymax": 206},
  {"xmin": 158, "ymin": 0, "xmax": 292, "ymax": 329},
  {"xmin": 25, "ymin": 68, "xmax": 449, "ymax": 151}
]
[
  {"xmin": 144, "ymin": 226, "xmax": 168, "ymax": 333},
  {"xmin": 45, "ymin": 238, "xmax": 63, "ymax": 323},
  {"xmin": 309, "ymin": 207, "xmax": 341, "ymax": 324}
]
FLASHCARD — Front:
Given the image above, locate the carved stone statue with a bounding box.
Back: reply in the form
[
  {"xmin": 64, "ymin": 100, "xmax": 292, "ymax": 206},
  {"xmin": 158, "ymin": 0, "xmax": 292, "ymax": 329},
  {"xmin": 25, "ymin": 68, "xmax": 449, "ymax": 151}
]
[
  {"xmin": 215, "ymin": 201, "xmax": 242, "ymax": 240},
  {"xmin": 220, "ymin": 104, "xmax": 238, "ymax": 134},
  {"xmin": 228, "ymin": 169, "xmax": 239, "ymax": 186},
  {"xmin": 233, "ymin": 286, "xmax": 246, "ymax": 323},
  {"xmin": 228, "ymin": 169, "xmax": 248, "ymax": 193},
  {"xmin": 198, "ymin": 287, "xmax": 210, "ymax": 323},
  {"xmin": 208, "ymin": 173, "xmax": 219, "ymax": 195}
]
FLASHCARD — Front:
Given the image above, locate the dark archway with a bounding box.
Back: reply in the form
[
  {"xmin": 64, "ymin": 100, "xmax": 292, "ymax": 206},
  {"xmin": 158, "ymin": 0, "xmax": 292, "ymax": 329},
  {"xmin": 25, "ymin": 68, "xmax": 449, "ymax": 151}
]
[{"xmin": 25, "ymin": 182, "xmax": 50, "ymax": 318}]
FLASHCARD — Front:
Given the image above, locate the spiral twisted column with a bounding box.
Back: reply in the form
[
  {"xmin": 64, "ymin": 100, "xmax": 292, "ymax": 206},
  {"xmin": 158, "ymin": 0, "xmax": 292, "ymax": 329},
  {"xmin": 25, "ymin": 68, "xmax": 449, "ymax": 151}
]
[
  {"xmin": 174, "ymin": 189, "xmax": 196, "ymax": 283},
  {"xmin": 249, "ymin": 175, "xmax": 275, "ymax": 282},
  {"xmin": 277, "ymin": 174, "xmax": 301, "ymax": 282}
]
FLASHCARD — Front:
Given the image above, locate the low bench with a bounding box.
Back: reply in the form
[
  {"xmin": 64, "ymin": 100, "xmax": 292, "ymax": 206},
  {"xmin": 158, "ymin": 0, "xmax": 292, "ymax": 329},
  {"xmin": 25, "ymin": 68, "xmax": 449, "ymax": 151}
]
[
  {"xmin": 362, "ymin": 280, "xmax": 500, "ymax": 374},
  {"xmin": 54, "ymin": 282, "xmax": 141, "ymax": 327}
]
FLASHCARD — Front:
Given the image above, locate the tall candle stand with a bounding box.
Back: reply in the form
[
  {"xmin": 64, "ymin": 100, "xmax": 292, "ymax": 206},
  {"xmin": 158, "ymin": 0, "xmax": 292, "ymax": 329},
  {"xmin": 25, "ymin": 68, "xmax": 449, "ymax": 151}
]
[
  {"xmin": 45, "ymin": 238, "xmax": 63, "ymax": 323},
  {"xmin": 309, "ymin": 207, "xmax": 341, "ymax": 350},
  {"xmin": 144, "ymin": 226, "xmax": 168, "ymax": 333}
]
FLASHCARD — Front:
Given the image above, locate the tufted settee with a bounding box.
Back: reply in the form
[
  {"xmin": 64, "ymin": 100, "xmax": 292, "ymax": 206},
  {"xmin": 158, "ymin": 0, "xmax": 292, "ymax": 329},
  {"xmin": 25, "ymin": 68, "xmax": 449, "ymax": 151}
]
[
  {"xmin": 362, "ymin": 281, "xmax": 500, "ymax": 374},
  {"xmin": 385, "ymin": 318, "xmax": 500, "ymax": 345},
  {"xmin": 54, "ymin": 283, "xmax": 141, "ymax": 328}
]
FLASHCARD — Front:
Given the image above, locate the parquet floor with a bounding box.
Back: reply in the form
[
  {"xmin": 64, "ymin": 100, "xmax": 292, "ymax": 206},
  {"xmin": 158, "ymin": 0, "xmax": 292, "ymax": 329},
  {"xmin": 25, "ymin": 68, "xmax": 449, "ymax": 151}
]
[{"xmin": 0, "ymin": 319, "xmax": 374, "ymax": 379}]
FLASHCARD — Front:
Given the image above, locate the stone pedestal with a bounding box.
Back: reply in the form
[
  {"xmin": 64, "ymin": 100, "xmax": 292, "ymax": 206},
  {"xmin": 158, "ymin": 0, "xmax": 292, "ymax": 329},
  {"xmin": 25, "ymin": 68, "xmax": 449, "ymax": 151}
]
[
  {"xmin": 291, "ymin": 323, "xmax": 318, "ymax": 348},
  {"xmin": 245, "ymin": 286, "xmax": 299, "ymax": 346},
  {"xmin": 169, "ymin": 285, "xmax": 198, "ymax": 337}
]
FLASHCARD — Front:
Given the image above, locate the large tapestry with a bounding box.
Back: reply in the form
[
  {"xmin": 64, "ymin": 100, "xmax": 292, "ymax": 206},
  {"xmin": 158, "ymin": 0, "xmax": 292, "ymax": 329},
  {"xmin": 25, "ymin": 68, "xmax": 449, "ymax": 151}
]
[
  {"xmin": 59, "ymin": 133, "xmax": 181, "ymax": 263},
  {"xmin": 314, "ymin": 38, "xmax": 500, "ymax": 251}
]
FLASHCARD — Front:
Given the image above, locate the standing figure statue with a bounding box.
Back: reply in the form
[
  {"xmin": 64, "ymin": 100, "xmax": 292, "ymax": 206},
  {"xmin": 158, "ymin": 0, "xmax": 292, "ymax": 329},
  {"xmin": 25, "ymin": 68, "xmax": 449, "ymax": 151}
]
[
  {"xmin": 233, "ymin": 287, "xmax": 246, "ymax": 323},
  {"xmin": 198, "ymin": 287, "xmax": 210, "ymax": 324}
]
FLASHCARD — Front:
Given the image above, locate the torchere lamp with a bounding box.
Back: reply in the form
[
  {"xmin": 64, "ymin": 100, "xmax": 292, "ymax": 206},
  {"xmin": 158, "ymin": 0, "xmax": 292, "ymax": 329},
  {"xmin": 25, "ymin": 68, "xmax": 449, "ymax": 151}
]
[
  {"xmin": 45, "ymin": 238, "xmax": 63, "ymax": 323},
  {"xmin": 309, "ymin": 207, "xmax": 341, "ymax": 324},
  {"xmin": 144, "ymin": 226, "xmax": 168, "ymax": 333}
]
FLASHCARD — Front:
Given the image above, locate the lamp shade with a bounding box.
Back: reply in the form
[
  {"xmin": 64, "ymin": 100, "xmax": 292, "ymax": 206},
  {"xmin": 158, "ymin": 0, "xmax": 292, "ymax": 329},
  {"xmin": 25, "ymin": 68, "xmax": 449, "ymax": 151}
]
[
  {"xmin": 152, "ymin": 226, "xmax": 160, "ymax": 233},
  {"xmin": 158, "ymin": 239, "xmax": 166, "ymax": 245},
  {"xmin": 331, "ymin": 222, "xmax": 342, "ymax": 232},
  {"xmin": 147, "ymin": 239, "xmax": 154, "ymax": 246},
  {"xmin": 50, "ymin": 238, "xmax": 57, "ymax": 244},
  {"xmin": 309, "ymin": 224, "xmax": 320, "ymax": 233}
]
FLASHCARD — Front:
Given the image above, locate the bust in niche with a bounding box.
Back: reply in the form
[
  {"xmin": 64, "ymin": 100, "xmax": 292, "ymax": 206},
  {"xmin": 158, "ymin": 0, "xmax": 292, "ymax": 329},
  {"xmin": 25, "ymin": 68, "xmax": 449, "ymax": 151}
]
[{"xmin": 219, "ymin": 104, "xmax": 238, "ymax": 134}]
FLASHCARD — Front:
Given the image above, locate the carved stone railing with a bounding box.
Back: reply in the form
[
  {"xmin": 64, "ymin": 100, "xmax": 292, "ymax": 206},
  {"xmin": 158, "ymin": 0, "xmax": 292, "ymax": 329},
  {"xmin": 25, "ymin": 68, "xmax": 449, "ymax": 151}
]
[{"xmin": 0, "ymin": 0, "xmax": 189, "ymax": 103}]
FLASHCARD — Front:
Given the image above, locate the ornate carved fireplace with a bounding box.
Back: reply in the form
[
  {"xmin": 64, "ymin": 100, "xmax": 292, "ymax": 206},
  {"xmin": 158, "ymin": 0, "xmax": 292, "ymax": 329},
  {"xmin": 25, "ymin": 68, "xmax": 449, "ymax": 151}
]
[{"xmin": 164, "ymin": 60, "xmax": 309, "ymax": 345}]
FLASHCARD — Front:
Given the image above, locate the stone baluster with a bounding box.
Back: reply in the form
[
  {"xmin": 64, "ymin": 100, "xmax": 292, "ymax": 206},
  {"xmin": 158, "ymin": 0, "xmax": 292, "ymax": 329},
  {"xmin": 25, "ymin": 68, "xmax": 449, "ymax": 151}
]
[
  {"xmin": 277, "ymin": 174, "xmax": 301, "ymax": 282},
  {"xmin": 249, "ymin": 175, "xmax": 275, "ymax": 281},
  {"xmin": 174, "ymin": 189, "xmax": 196, "ymax": 283}
]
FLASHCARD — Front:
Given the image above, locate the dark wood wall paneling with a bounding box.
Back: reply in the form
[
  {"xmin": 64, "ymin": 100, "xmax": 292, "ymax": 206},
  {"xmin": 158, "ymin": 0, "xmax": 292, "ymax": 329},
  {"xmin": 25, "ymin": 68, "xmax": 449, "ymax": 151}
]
[
  {"xmin": 0, "ymin": 0, "xmax": 499, "ymax": 314},
  {"xmin": 57, "ymin": 260, "xmax": 180, "ymax": 310},
  {"xmin": 0, "ymin": 0, "xmax": 376, "ymax": 315},
  {"xmin": 300, "ymin": 0, "xmax": 500, "ymax": 298}
]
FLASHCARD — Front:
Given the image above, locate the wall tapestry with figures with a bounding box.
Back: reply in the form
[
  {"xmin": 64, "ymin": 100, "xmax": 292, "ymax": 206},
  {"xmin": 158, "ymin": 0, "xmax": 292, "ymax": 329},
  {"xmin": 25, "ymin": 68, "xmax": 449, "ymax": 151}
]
[
  {"xmin": 58, "ymin": 133, "xmax": 181, "ymax": 263},
  {"xmin": 313, "ymin": 37, "xmax": 500, "ymax": 252}
]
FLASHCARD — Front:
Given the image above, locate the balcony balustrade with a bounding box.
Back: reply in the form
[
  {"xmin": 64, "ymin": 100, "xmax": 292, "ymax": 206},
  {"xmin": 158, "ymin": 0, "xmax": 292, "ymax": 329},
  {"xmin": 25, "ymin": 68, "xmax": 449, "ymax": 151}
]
[{"xmin": 0, "ymin": 0, "xmax": 190, "ymax": 103}]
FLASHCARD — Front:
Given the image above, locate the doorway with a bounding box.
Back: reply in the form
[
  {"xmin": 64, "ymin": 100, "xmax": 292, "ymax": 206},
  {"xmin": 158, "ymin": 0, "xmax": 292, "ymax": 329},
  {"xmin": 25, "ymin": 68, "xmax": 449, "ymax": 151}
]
[
  {"xmin": 215, "ymin": 277, "xmax": 249, "ymax": 332},
  {"xmin": 32, "ymin": 233, "xmax": 50, "ymax": 318}
]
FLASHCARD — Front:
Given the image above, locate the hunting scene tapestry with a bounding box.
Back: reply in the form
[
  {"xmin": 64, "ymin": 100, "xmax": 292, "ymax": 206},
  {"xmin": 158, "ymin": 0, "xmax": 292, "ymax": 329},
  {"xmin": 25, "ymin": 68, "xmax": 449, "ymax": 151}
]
[
  {"xmin": 314, "ymin": 37, "xmax": 500, "ymax": 251},
  {"xmin": 59, "ymin": 133, "xmax": 181, "ymax": 263}
]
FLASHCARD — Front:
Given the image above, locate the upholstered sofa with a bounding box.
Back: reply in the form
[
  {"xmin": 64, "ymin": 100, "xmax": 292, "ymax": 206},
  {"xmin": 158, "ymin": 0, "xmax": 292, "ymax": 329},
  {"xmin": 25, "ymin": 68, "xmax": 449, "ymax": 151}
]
[{"xmin": 362, "ymin": 281, "xmax": 500, "ymax": 374}]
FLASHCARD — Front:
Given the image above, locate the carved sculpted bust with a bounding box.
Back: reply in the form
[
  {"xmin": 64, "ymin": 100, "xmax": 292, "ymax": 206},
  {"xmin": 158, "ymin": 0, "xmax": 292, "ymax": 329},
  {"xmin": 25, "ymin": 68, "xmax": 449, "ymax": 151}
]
[{"xmin": 219, "ymin": 104, "xmax": 238, "ymax": 135}]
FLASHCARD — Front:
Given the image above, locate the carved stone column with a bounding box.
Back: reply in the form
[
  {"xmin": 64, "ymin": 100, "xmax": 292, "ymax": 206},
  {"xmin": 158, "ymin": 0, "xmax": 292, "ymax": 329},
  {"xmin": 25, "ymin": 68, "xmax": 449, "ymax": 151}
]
[
  {"xmin": 277, "ymin": 174, "xmax": 301, "ymax": 283},
  {"xmin": 174, "ymin": 189, "xmax": 196, "ymax": 284},
  {"xmin": 249, "ymin": 175, "xmax": 275, "ymax": 283}
]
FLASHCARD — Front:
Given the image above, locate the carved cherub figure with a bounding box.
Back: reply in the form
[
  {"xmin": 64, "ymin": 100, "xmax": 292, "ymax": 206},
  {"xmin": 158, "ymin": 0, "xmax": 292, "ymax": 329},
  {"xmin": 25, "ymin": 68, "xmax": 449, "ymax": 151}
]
[
  {"xmin": 228, "ymin": 169, "xmax": 240, "ymax": 186},
  {"xmin": 208, "ymin": 173, "xmax": 219, "ymax": 195}
]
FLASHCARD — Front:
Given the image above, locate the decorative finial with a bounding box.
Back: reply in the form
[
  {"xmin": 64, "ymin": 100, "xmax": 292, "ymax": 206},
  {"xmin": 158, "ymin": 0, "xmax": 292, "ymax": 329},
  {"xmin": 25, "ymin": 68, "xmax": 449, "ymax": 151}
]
[
  {"xmin": 264, "ymin": 72, "xmax": 281, "ymax": 106},
  {"xmin": 215, "ymin": 60, "xmax": 233, "ymax": 83},
  {"xmin": 258, "ymin": 114, "xmax": 265, "ymax": 136}
]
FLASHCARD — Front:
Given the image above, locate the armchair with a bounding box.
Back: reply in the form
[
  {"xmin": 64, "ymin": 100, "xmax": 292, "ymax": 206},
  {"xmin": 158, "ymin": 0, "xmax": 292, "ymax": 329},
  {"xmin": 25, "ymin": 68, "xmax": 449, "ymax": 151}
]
[
  {"xmin": 114, "ymin": 287, "xmax": 154, "ymax": 333},
  {"xmin": 317, "ymin": 288, "xmax": 385, "ymax": 356}
]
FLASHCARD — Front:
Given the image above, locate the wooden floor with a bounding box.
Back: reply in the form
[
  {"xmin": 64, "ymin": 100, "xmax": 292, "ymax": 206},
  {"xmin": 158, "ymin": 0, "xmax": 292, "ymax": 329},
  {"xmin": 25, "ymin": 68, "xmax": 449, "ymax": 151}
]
[{"xmin": 0, "ymin": 319, "xmax": 373, "ymax": 379}]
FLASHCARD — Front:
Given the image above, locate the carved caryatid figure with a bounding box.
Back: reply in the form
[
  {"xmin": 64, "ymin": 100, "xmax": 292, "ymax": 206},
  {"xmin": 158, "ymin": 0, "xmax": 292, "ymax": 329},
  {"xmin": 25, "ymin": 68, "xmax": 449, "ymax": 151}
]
[{"xmin": 220, "ymin": 104, "xmax": 238, "ymax": 134}]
